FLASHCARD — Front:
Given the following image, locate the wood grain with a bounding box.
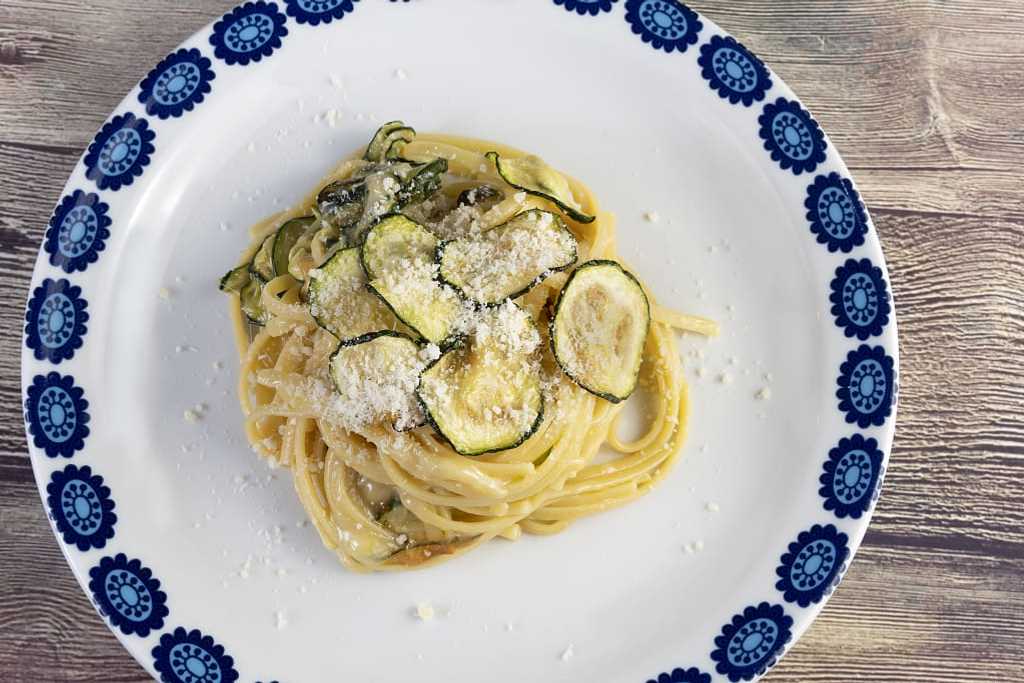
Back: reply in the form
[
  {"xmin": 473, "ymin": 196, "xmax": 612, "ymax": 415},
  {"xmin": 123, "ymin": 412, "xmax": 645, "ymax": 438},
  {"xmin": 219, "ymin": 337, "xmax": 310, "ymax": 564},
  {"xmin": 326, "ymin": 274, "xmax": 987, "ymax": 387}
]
[{"xmin": 1, "ymin": 1, "xmax": 1023, "ymax": 681}]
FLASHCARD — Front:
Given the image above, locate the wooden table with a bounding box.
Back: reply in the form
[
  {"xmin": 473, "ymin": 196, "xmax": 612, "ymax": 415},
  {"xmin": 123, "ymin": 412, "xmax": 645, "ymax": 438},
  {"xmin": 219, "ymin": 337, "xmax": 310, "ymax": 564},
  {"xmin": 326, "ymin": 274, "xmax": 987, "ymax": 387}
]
[{"xmin": 2, "ymin": 1, "xmax": 1022, "ymax": 680}]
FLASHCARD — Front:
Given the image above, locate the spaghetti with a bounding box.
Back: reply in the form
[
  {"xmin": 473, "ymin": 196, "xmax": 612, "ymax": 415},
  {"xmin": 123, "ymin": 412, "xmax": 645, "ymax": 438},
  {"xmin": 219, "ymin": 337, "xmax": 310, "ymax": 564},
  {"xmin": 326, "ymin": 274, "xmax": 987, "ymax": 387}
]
[{"xmin": 223, "ymin": 127, "xmax": 716, "ymax": 571}]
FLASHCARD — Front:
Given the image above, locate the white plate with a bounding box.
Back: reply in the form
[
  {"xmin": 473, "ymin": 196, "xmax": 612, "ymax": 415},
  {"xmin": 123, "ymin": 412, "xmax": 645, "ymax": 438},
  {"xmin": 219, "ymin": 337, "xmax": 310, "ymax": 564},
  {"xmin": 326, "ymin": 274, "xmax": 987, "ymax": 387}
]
[{"xmin": 22, "ymin": 1, "xmax": 898, "ymax": 681}]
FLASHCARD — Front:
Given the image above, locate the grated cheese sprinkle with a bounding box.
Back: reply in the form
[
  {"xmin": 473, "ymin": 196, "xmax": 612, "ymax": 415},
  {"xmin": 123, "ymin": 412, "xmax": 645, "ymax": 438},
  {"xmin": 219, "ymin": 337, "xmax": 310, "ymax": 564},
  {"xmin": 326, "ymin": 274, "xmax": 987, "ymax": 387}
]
[
  {"xmin": 441, "ymin": 211, "xmax": 574, "ymax": 303},
  {"xmin": 415, "ymin": 603, "xmax": 435, "ymax": 621},
  {"xmin": 325, "ymin": 340, "xmax": 427, "ymax": 432}
]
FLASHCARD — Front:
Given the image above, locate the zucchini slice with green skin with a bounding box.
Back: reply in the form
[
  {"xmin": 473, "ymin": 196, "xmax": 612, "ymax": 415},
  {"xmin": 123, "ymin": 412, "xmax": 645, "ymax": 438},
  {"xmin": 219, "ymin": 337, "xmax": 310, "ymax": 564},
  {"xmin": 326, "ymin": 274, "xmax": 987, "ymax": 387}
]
[
  {"xmin": 550, "ymin": 260, "xmax": 650, "ymax": 403},
  {"xmin": 364, "ymin": 122, "xmax": 415, "ymax": 162},
  {"xmin": 272, "ymin": 216, "xmax": 315, "ymax": 278},
  {"xmin": 344, "ymin": 171, "xmax": 408, "ymax": 246},
  {"xmin": 318, "ymin": 178, "xmax": 368, "ymax": 230},
  {"xmin": 485, "ymin": 151, "xmax": 594, "ymax": 224},
  {"xmin": 240, "ymin": 273, "xmax": 270, "ymax": 325},
  {"xmin": 417, "ymin": 303, "xmax": 544, "ymax": 456},
  {"xmin": 397, "ymin": 158, "xmax": 448, "ymax": 208},
  {"xmin": 385, "ymin": 132, "xmax": 414, "ymax": 161},
  {"xmin": 219, "ymin": 264, "xmax": 250, "ymax": 293},
  {"xmin": 437, "ymin": 209, "xmax": 578, "ymax": 304},
  {"xmin": 360, "ymin": 172, "xmax": 402, "ymax": 220},
  {"xmin": 220, "ymin": 265, "xmax": 268, "ymax": 325},
  {"xmin": 317, "ymin": 157, "xmax": 447, "ymax": 243},
  {"xmin": 328, "ymin": 331, "xmax": 426, "ymax": 431},
  {"xmin": 361, "ymin": 215, "xmax": 463, "ymax": 344},
  {"xmin": 307, "ymin": 247, "xmax": 404, "ymax": 342},
  {"xmin": 456, "ymin": 184, "xmax": 503, "ymax": 210},
  {"xmin": 251, "ymin": 234, "xmax": 276, "ymax": 281}
]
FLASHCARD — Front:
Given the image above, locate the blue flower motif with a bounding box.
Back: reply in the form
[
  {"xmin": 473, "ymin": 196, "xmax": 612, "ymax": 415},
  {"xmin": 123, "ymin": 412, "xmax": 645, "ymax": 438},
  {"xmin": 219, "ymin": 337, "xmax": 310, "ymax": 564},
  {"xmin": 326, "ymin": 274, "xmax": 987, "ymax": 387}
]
[
  {"xmin": 624, "ymin": 0, "xmax": 702, "ymax": 53},
  {"xmin": 758, "ymin": 98, "xmax": 826, "ymax": 175},
  {"xmin": 25, "ymin": 279, "xmax": 88, "ymax": 364},
  {"xmin": 152, "ymin": 627, "xmax": 239, "ymax": 683},
  {"xmin": 698, "ymin": 35, "xmax": 772, "ymax": 106},
  {"xmin": 88, "ymin": 554, "xmax": 169, "ymax": 637},
  {"xmin": 775, "ymin": 524, "xmax": 850, "ymax": 607},
  {"xmin": 25, "ymin": 373, "xmax": 90, "ymax": 458},
  {"xmin": 83, "ymin": 113, "xmax": 156, "ymax": 191},
  {"xmin": 46, "ymin": 464, "xmax": 116, "ymax": 551},
  {"xmin": 284, "ymin": 0, "xmax": 358, "ymax": 25},
  {"xmin": 805, "ymin": 172, "xmax": 868, "ymax": 253},
  {"xmin": 710, "ymin": 602, "xmax": 793, "ymax": 682},
  {"xmin": 830, "ymin": 258, "xmax": 890, "ymax": 339},
  {"xmin": 837, "ymin": 345, "xmax": 895, "ymax": 428},
  {"xmin": 139, "ymin": 48, "xmax": 216, "ymax": 119},
  {"xmin": 210, "ymin": 1, "xmax": 289, "ymax": 66},
  {"xmin": 45, "ymin": 190, "xmax": 111, "ymax": 273},
  {"xmin": 820, "ymin": 434, "xmax": 884, "ymax": 519},
  {"xmin": 646, "ymin": 667, "xmax": 712, "ymax": 683},
  {"xmin": 554, "ymin": 0, "xmax": 617, "ymax": 16}
]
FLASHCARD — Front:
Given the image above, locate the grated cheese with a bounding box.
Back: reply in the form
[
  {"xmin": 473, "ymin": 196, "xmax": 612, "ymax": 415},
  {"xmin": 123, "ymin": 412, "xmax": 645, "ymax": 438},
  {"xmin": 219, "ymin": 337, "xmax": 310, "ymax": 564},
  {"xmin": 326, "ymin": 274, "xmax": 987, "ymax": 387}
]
[
  {"xmin": 323, "ymin": 339, "xmax": 427, "ymax": 431},
  {"xmin": 684, "ymin": 539, "xmax": 706, "ymax": 554},
  {"xmin": 433, "ymin": 207, "xmax": 481, "ymax": 240},
  {"xmin": 441, "ymin": 211, "xmax": 574, "ymax": 303},
  {"xmin": 415, "ymin": 603, "xmax": 435, "ymax": 621},
  {"xmin": 419, "ymin": 344, "xmax": 441, "ymax": 363},
  {"xmin": 470, "ymin": 301, "xmax": 541, "ymax": 356}
]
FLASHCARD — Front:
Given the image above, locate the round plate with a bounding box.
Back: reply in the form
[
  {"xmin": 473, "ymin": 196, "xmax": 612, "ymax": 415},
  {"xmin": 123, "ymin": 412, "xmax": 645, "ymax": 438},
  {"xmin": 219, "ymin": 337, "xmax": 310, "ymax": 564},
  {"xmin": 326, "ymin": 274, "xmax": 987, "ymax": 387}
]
[{"xmin": 22, "ymin": 2, "xmax": 898, "ymax": 681}]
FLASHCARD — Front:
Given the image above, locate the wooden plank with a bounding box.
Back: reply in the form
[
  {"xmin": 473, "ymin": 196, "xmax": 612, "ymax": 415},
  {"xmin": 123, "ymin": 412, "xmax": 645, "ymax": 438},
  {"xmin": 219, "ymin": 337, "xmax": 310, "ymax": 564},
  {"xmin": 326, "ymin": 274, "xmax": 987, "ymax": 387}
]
[
  {"xmin": 855, "ymin": 169, "xmax": 1024, "ymax": 222},
  {"xmin": 870, "ymin": 211, "xmax": 1024, "ymax": 554},
  {"xmin": 0, "ymin": 140, "xmax": 73, "ymax": 458},
  {"xmin": 694, "ymin": 0, "xmax": 1024, "ymax": 174},
  {"xmin": 770, "ymin": 539, "xmax": 1024, "ymax": 682},
  {"xmin": 0, "ymin": 0, "xmax": 236, "ymax": 149},
  {"xmin": 0, "ymin": 474, "xmax": 150, "ymax": 683},
  {"xmin": 0, "ymin": 0, "xmax": 1021, "ymax": 175}
]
